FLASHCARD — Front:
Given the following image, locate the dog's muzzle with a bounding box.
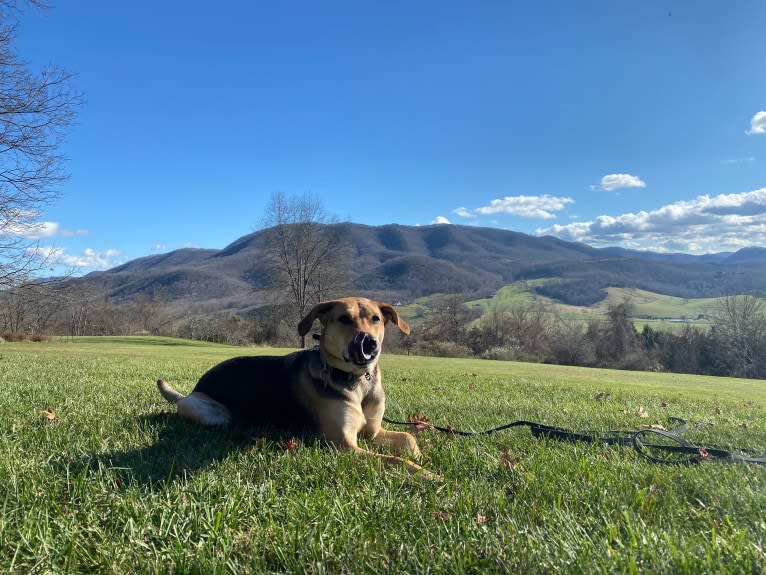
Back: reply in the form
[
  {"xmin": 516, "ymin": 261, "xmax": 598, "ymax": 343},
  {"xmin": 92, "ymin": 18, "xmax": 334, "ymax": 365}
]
[{"xmin": 348, "ymin": 332, "xmax": 378, "ymax": 365}]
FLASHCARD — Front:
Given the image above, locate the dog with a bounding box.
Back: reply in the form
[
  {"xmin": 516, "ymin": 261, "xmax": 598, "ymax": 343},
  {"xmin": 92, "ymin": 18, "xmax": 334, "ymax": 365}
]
[{"xmin": 157, "ymin": 297, "xmax": 432, "ymax": 478}]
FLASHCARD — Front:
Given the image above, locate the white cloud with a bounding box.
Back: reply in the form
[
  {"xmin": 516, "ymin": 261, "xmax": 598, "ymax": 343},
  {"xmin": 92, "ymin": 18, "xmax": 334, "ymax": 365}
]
[
  {"xmin": 746, "ymin": 110, "xmax": 766, "ymax": 135},
  {"xmin": 456, "ymin": 194, "xmax": 574, "ymax": 220},
  {"xmin": 721, "ymin": 156, "xmax": 755, "ymax": 165},
  {"xmin": 452, "ymin": 207, "xmax": 474, "ymax": 218},
  {"xmin": 591, "ymin": 173, "xmax": 647, "ymax": 192},
  {"xmin": 431, "ymin": 216, "xmax": 451, "ymax": 225},
  {"xmin": 1, "ymin": 218, "xmax": 88, "ymax": 240},
  {"xmin": 1, "ymin": 220, "xmax": 59, "ymax": 239},
  {"xmin": 538, "ymin": 187, "xmax": 766, "ymax": 254},
  {"xmin": 28, "ymin": 246, "xmax": 122, "ymax": 270}
]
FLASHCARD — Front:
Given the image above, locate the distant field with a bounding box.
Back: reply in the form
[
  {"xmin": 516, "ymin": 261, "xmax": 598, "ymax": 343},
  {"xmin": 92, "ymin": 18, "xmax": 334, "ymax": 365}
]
[
  {"xmin": 399, "ymin": 283, "xmax": 738, "ymax": 330},
  {"xmin": 1, "ymin": 337, "xmax": 765, "ymax": 573}
]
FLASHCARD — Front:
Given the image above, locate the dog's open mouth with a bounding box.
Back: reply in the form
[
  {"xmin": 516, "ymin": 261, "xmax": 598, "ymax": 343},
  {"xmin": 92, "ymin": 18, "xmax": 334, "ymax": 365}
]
[{"xmin": 346, "ymin": 332, "xmax": 378, "ymax": 366}]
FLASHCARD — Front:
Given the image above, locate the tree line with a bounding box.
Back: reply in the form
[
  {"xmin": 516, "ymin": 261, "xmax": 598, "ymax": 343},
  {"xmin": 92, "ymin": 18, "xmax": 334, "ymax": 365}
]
[
  {"xmin": 408, "ymin": 294, "xmax": 766, "ymax": 380},
  {"xmin": 2, "ymin": 278, "xmax": 766, "ymax": 380}
]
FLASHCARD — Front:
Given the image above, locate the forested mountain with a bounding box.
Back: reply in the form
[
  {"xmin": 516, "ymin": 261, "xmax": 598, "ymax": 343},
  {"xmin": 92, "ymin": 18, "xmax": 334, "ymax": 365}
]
[{"xmin": 63, "ymin": 223, "xmax": 766, "ymax": 313}]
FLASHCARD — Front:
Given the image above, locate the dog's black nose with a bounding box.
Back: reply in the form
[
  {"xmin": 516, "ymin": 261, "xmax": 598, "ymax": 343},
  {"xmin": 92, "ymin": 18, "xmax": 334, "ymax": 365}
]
[
  {"xmin": 350, "ymin": 332, "xmax": 378, "ymax": 363},
  {"xmin": 362, "ymin": 334, "xmax": 378, "ymax": 357}
]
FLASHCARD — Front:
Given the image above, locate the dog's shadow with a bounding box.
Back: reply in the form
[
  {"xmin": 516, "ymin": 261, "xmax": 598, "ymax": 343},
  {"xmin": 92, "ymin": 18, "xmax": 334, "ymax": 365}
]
[{"xmin": 74, "ymin": 413, "xmax": 309, "ymax": 488}]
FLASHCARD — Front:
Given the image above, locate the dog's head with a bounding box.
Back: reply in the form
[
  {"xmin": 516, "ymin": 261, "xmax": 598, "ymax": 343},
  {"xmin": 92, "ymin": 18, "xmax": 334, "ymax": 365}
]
[{"xmin": 298, "ymin": 297, "xmax": 410, "ymax": 373}]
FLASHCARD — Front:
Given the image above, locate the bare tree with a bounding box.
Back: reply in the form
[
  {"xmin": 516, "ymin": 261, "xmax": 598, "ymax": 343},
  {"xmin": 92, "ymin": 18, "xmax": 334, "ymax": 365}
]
[
  {"xmin": 260, "ymin": 191, "xmax": 349, "ymax": 346},
  {"xmin": 0, "ymin": 1, "xmax": 82, "ymax": 287},
  {"xmin": 710, "ymin": 295, "xmax": 766, "ymax": 378},
  {"xmin": 0, "ymin": 278, "xmax": 58, "ymax": 334}
]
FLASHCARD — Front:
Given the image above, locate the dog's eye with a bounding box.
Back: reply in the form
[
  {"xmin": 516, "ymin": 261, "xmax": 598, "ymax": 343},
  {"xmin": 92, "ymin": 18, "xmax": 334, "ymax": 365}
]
[
  {"xmin": 339, "ymin": 315, "xmax": 353, "ymax": 325},
  {"xmin": 371, "ymin": 315, "xmax": 381, "ymax": 324}
]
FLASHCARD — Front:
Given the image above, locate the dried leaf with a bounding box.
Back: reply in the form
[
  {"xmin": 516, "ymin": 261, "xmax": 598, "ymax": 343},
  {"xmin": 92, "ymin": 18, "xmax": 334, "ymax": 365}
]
[
  {"xmin": 660, "ymin": 402, "xmax": 669, "ymax": 409},
  {"xmin": 501, "ymin": 447, "xmax": 519, "ymax": 470},
  {"xmin": 696, "ymin": 447, "xmax": 710, "ymax": 460},
  {"xmin": 432, "ymin": 511, "xmax": 450, "ymax": 521},
  {"xmin": 409, "ymin": 421, "xmax": 431, "ymax": 434},
  {"xmin": 637, "ymin": 406, "xmax": 649, "ymax": 418},
  {"xmin": 41, "ymin": 408, "xmax": 56, "ymax": 422},
  {"xmin": 595, "ymin": 391, "xmax": 611, "ymax": 401},
  {"xmin": 284, "ymin": 438, "xmax": 299, "ymax": 451},
  {"xmin": 714, "ymin": 407, "xmax": 722, "ymax": 415},
  {"xmin": 408, "ymin": 412, "xmax": 429, "ymax": 423},
  {"xmin": 476, "ymin": 513, "xmax": 489, "ymax": 525},
  {"xmin": 640, "ymin": 423, "xmax": 667, "ymax": 431},
  {"xmin": 408, "ymin": 412, "xmax": 432, "ymax": 434}
]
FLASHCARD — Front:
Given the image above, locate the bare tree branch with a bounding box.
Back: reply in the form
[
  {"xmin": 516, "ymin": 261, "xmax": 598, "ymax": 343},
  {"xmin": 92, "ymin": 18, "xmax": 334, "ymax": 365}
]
[
  {"xmin": 260, "ymin": 191, "xmax": 350, "ymax": 346},
  {"xmin": 0, "ymin": 2, "xmax": 82, "ymax": 288}
]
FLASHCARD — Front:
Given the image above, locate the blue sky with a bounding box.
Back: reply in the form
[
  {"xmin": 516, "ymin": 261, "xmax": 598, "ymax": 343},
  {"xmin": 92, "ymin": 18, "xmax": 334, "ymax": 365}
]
[{"xmin": 12, "ymin": 1, "xmax": 766, "ymax": 273}]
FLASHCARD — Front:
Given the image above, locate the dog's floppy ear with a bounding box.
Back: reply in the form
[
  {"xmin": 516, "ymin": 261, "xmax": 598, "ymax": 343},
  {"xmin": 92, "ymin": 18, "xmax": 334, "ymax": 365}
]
[
  {"xmin": 298, "ymin": 301, "xmax": 336, "ymax": 336},
  {"xmin": 378, "ymin": 302, "xmax": 410, "ymax": 335}
]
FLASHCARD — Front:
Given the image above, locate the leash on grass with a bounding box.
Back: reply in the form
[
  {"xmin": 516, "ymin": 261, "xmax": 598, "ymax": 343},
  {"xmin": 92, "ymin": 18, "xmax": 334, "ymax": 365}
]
[{"xmin": 382, "ymin": 415, "xmax": 766, "ymax": 465}]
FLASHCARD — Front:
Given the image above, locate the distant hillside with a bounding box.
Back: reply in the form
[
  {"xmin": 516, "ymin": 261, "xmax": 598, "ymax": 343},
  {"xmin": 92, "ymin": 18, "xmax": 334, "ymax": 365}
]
[{"xmin": 61, "ymin": 223, "xmax": 766, "ymax": 314}]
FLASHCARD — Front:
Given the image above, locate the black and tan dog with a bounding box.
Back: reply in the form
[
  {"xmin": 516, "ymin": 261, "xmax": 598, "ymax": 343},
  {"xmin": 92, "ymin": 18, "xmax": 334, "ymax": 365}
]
[{"xmin": 157, "ymin": 297, "xmax": 432, "ymax": 477}]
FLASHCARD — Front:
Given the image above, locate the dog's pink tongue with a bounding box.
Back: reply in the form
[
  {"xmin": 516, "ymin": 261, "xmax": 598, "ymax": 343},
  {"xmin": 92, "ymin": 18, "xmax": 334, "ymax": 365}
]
[{"xmin": 350, "ymin": 332, "xmax": 372, "ymax": 363}]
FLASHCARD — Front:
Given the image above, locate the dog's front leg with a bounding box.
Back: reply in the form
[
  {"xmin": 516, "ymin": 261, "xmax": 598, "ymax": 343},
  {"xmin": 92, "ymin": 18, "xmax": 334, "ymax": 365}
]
[
  {"xmin": 361, "ymin": 397, "xmax": 422, "ymax": 459},
  {"xmin": 320, "ymin": 403, "xmax": 434, "ymax": 479},
  {"xmin": 370, "ymin": 428, "xmax": 422, "ymax": 459}
]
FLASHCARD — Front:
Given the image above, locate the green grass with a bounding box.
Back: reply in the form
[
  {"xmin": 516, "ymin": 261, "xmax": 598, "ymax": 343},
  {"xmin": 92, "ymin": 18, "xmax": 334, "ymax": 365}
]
[{"xmin": 2, "ymin": 337, "xmax": 766, "ymax": 573}]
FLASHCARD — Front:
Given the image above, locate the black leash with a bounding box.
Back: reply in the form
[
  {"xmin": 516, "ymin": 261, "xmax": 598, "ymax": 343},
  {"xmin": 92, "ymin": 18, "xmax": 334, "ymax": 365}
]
[{"xmin": 382, "ymin": 416, "xmax": 766, "ymax": 465}]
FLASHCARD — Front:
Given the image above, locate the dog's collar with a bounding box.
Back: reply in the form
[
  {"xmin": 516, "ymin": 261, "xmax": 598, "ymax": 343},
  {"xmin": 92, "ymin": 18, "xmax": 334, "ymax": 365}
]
[{"xmin": 309, "ymin": 348, "xmax": 374, "ymax": 393}]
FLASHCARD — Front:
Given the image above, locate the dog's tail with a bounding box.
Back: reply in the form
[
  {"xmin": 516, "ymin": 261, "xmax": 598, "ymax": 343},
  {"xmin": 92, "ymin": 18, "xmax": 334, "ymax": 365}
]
[{"xmin": 157, "ymin": 379, "xmax": 185, "ymax": 404}]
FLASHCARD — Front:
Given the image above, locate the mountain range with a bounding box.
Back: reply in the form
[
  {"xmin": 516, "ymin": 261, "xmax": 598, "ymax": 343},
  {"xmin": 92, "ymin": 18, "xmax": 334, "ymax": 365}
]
[{"xmin": 66, "ymin": 223, "xmax": 766, "ymax": 314}]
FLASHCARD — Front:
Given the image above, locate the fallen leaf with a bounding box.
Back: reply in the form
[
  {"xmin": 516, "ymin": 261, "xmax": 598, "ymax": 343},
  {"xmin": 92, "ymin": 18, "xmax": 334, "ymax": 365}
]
[
  {"xmin": 696, "ymin": 447, "xmax": 710, "ymax": 460},
  {"xmin": 660, "ymin": 402, "xmax": 668, "ymax": 409},
  {"xmin": 501, "ymin": 447, "xmax": 519, "ymax": 470},
  {"xmin": 595, "ymin": 391, "xmax": 611, "ymax": 401},
  {"xmin": 408, "ymin": 412, "xmax": 432, "ymax": 434},
  {"xmin": 409, "ymin": 421, "xmax": 431, "ymax": 434},
  {"xmin": 640, "ymin": 423, "xmax": 667, "ymax": 431},
  {"xmin": 476, "ymin": 513, "xmax": 489, "ymax": 525},
  {"xmin": 432, "ymin": 511, "xmax": 450, "ymax": 521},
  {"xmin": 637, "ymin": 406, "xmax": 649, "ymax": 418},
  {"xmin": 41, "ymin": 408, "xmax": 56, "ymax": 422},
  {"xmin": 740, "ymin": 422, "xmax": 749, "ymax": 429},
  {"xmin": 714, "ymin": 407, "xmax": 722, "ymax": 415},
  {"xmin": 284, "ymin": 438, "xmax": 299, "ymax": 451}
]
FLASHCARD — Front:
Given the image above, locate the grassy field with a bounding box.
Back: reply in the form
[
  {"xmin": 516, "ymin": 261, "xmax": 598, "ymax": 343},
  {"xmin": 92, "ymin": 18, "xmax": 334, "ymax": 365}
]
[
  {"xmin": 1, "ymin": 337, "xmax": 765, "ymax": 573},
  {"xmin": 466, "ymin": 285, "xmax": 722, "ymax": 326}
]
